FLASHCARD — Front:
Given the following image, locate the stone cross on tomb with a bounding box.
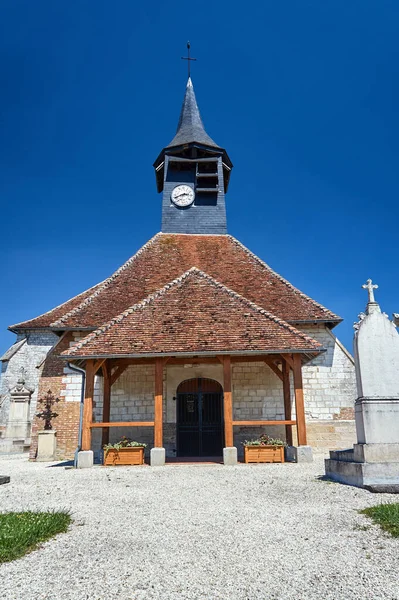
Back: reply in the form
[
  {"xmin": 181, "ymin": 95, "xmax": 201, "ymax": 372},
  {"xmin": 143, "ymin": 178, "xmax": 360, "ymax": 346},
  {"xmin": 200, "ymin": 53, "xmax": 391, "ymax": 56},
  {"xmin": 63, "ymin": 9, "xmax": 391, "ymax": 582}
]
[{"xmin": 362, "ymin": 278, "xmax": 378, "ymax": 304}]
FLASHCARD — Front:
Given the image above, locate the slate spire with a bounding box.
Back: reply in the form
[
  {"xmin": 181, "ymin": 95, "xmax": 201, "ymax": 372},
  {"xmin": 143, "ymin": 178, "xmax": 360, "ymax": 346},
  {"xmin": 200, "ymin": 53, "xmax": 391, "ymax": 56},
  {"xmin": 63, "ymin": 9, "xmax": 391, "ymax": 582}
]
[{"xmin": 166, "ymin": 78, "xmax": 221, "ymax": 150}]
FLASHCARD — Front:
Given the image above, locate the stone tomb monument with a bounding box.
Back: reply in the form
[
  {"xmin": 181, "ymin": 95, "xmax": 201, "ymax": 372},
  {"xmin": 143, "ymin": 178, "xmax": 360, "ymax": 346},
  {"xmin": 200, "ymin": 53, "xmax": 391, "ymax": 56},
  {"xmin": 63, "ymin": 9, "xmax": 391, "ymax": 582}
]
[
  {"xmin": 2, "ymin": 372, "xmax": 33, "ymax": 454},
  {"xmin": 325, "ymin": 280, "xmax": 399, "ymax": 492}
]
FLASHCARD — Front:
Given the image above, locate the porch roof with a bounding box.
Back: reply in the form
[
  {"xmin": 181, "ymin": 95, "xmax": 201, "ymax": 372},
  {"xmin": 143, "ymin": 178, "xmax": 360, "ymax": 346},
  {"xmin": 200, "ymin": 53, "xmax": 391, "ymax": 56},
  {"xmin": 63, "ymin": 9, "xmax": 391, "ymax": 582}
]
[{"xmin": 61, "ymin": 268, "xmax": 323, "ymax": 360}]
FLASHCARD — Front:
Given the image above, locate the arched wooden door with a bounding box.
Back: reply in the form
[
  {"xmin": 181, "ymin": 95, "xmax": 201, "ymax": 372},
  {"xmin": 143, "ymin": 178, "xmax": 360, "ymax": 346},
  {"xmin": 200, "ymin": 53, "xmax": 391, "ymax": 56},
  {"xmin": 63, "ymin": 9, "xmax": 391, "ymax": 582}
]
[{"xmin": 176, "ymin": 378, "xmax": 224, "ymax": 457}]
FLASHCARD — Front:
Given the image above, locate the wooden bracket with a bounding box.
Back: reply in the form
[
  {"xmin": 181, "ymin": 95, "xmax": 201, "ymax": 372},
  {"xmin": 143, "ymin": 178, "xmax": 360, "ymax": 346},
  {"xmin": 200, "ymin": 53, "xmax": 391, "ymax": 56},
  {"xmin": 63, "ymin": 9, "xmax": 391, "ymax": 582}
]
[
  {"xmin": 110, "ymin": 365, "xmax": 128, "ymax": 387},
  {"xmin": 280, "ymin": 353, "xmax": 294, "ymax": 370},
  {"xmin": 93, "ymin": 358, "xmax": 106, "ymax": 374},
  {"xmin": 264, "ymin": 359, "xmax": 283, "ymax": 382}
]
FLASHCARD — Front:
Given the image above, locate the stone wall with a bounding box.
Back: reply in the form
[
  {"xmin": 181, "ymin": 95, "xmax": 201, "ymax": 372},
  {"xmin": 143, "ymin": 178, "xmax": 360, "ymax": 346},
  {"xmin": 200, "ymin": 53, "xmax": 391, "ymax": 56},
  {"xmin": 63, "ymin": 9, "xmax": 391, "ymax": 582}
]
[
  {"xmin": 300, "ymin": 325, "xmax": 357, "ymax": 422},
  {"xmin": 92, "ymin": 364, "xmax": 155, "ymax": 459},
  {"xmin": 0, "ymin": 330, "xmax": 58, "ymax": 451}
]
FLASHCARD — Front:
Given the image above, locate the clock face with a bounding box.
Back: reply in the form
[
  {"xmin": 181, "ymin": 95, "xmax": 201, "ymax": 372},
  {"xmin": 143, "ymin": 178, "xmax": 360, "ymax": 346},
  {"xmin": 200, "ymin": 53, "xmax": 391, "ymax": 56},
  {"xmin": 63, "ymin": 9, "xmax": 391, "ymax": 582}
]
[{"xmin": 171, "ymin": 185, "xmax": 195, "ymax": 207}]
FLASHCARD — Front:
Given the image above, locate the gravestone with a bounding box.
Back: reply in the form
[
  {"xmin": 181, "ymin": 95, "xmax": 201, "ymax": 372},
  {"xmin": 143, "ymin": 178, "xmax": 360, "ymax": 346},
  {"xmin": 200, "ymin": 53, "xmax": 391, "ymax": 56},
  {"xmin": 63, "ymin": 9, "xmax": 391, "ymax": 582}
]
[{"xmin": 325, "ymin": 279, "xmax": 399, "ymax": 492}]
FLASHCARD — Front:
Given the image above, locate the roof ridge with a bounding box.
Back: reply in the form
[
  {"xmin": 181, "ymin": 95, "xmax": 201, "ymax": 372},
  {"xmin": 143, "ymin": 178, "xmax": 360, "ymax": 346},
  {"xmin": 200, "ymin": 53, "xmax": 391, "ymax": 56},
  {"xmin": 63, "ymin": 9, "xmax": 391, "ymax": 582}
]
[
  {"xmin": 8, "ymin": 281, "xmax": 105, "ymax": 332},
  {"xmin": 67, "ymin": 267, "xmax": 321, "ymax": 355},
  {"xmin": 51, "ymin": 233, "xmax": 162, "ymax": 328},
  {"xmin": 226, "ymin": 235, "xmax": 340, "ymax": 321}
]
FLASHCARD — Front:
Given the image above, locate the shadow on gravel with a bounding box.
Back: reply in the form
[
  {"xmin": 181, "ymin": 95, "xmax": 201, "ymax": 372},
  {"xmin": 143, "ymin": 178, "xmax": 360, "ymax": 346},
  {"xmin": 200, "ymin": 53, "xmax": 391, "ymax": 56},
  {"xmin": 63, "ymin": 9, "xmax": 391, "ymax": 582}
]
[
  {"xmin": 315, "ymin": 475, "xmax": 339, "ymax": 484},
  {"xmin": 47, "ymin": 461, "xmax": 74, "ymax": 468}
]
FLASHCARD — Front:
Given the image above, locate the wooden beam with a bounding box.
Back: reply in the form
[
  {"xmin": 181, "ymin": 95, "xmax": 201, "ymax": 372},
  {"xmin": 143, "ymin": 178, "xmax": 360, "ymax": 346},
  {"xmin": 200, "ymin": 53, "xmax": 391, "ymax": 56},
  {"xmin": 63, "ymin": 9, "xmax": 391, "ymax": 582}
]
[
  {"xmin": 154, "ymin": 358, "xmax": 165, "ymax": 448},
  {"xmin": 110, "ymin": 365, "xmax": 128, "ymax": 386},
  {"xmin": 232, "ymin": 420, "xmax": 296, "ymax": 426},
  {"xmin": 91, "ymin": 421, "xmax": 154, "ymax": 428},
  {"xmin": 282, "ymin": 359, "xmax": 293, "ymax": 446},
  {"xmin": 82, "ymin": 359, "xmax": 95, "ymax": 451},
  {"xmin": 264, "ymin": 359, "xmax": 283, "ymax": 382},
  {"xmin": 109, "ymin": 358, "xmax": 155, "ymax": 368},
  {"xmin": 231, "ymin": 355, "xmax": 281, "ymax": 363},
  {"xmin": 293, "ymin": 353, "xmax": 307, "ymax": 445},
  {"xmin": 93, "ymin": 358, "xmax": 106, "ymax": 373},
  {"xmin": 280, "ymin": 353, "xmax": 294, "ymax": 370},
  {"xmin": 222, "ymin": 356, "xmax": 233, "ymax": 447},
  {"xmin": 167, "ymin": 357, "xmax": 220, "ymax": 365},
  {"xmin": 102, "ymin": 361, "xmax": 111, "ymax": 446}
]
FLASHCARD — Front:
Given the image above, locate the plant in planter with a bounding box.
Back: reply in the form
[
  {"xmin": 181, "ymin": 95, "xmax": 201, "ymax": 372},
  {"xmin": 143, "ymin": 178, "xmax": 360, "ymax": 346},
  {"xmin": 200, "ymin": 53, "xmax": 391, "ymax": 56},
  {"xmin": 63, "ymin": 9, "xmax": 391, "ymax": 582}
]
[
  {"xmin": 243, "ymin": 434, "xmax": 286, "ymax": 463},
  {"xmin": 103, "ymin": 436, "xmax": 147, "ymax": 466}
]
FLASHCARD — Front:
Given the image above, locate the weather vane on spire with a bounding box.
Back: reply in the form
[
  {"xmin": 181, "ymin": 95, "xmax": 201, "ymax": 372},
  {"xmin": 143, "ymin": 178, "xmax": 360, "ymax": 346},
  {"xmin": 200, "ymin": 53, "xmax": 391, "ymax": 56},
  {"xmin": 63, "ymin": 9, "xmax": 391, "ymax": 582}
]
[{"xmin": 181, "ymin": 41, "xmax": 196, "ymax": 78}]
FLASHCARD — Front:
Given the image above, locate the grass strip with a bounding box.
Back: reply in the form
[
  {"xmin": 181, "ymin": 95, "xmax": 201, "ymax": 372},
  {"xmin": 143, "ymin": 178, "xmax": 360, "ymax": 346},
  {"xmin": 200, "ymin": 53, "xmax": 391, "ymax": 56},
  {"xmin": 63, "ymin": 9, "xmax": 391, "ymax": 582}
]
[
  {"xmin": 360, "ymin": 503, "xmax": 399, "ymax": 537},
  {"xmin": 0, "ymin": 511, "xmax": 71, "ymax": 563}
]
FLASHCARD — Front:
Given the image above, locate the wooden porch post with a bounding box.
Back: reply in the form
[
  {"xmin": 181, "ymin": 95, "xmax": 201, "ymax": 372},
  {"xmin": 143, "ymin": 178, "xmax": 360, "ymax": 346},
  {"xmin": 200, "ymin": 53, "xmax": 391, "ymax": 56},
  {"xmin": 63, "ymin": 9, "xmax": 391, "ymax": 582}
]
[
  {"xmin": 82, "ymin": 359, "xmax": 95, "ymax": 451},
  {"xmin": 282, "ymin": 358, "xmax": 293, "ymax": 446},
  {"xmin": 102, "ymin": 361, "xmax": 110, "ymax": 447},
  {"xmin": 293, "ymin": 354, "xmax": 307, "ymax": 446},
  {"xmin": 222, "ymin": 356, "xmax": 234, "ymax": 447},
  {"xmin": 154, "ymin": 358, "xmax": 164, "ymax": 448}
]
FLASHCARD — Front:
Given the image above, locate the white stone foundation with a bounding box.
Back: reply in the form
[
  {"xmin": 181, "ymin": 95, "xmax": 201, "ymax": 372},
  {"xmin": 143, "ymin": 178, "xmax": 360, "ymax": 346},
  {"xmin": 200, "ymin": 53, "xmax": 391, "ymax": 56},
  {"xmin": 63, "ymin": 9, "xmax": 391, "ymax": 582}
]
[
  {"xmin": 355, "ymin": 398, "xmax": 399, "ymax": 444},
  {"xmin": 150, "ymin": 447, "xmax": 165, "ymax": 466},
  {"xmin": 37, "ymin": 430, "xmax": 57, "ymax": 461},
  {"xmin": 285, "ymin": 445, "xmax": 313, "ymax": 463},
  {"xmin": 77, "ymin": 450, "xmax": 94, "ymax": 468},
  {"xmin": 223, "ymin": 447, "xmax": 238, "ymax": 465}
]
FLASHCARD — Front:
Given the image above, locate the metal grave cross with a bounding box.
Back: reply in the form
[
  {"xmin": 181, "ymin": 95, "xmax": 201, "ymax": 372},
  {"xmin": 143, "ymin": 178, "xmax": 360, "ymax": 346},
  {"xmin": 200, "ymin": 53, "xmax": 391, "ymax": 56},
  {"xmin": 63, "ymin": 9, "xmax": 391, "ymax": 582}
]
[
  {"xmin": 362, "ymin": 278, "xmax": 378, "ymax": 303},
  {"xmin": 181, "ymin": 41, "xmax": 197, "ymax": 78}
]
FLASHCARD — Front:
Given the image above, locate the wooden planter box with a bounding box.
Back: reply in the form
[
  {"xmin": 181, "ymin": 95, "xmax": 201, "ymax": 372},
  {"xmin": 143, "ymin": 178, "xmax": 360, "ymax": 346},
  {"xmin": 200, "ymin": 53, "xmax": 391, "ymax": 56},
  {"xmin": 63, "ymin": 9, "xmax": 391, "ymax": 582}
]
[
  {"xmin": 244, "ymin": 445, "xmax": 285, "ymax": 464},
  {"xmin": 104, "ymin": 447, "xmax": 145, "ymax": 466}
]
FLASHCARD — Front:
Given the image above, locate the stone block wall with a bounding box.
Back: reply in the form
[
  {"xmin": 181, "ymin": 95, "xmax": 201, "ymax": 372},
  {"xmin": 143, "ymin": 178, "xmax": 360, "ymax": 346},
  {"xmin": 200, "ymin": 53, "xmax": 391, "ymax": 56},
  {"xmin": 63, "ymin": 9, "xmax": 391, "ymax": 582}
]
[
  {"xmin": 0, "ymin": 330, "xmax": 58, "ymax": 451},
  {"xmin": 301, "ymin": 326, "xmax": 356, "ymax": 422},
  {"xmin": 92, "ymin": 364, "xmax": 155, "ymax": 457}
]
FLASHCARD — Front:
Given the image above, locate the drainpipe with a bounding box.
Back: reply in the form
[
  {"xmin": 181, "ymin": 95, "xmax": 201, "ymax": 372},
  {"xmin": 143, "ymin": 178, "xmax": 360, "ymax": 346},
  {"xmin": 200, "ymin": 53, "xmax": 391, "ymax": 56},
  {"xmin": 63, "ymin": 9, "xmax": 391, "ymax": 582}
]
[{"xmin": 67, "ymin": 362, "xmax": 86, "ymax": 468}]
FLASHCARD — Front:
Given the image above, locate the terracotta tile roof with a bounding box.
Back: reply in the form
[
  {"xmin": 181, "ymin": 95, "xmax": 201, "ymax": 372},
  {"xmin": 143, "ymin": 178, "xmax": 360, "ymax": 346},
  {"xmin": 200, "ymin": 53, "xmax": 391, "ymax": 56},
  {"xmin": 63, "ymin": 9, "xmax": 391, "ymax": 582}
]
[
  {"xmin": 8, "ymin": 282, "xmax": 104, "ymax": 332},
  {"xmin": 51, "ymin": 234, "xmax": 340, "ymax": 330},
  {"xmin": 62, "ymin": 268, "xmax": 323, "ymax": 358}
]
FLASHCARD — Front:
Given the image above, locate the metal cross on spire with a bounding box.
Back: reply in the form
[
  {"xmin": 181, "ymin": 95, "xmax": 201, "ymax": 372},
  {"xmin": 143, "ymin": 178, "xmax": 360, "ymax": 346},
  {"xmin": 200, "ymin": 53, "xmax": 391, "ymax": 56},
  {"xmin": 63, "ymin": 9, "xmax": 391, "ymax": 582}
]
[
  {"xmin": 181, "ymin": 41, "xmax": 197, "ymax": 78},
  {"xmin": 362, "ymin": 278, "xmax": 379, "ymax": 303}
]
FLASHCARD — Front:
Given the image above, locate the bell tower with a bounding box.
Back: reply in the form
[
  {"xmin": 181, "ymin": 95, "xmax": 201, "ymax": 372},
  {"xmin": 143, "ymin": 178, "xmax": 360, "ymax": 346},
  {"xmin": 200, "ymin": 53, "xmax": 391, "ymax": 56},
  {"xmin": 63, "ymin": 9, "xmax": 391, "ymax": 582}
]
[{"xmin": 153, "ymin": 77, "xmax": 232, "ymax": 234}]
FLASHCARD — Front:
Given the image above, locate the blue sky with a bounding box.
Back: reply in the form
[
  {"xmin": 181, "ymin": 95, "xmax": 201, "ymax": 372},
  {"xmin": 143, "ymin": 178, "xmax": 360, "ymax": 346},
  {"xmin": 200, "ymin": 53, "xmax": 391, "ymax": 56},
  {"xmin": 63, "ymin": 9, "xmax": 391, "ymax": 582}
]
[{"xmin": 1, "ymin": 1, "xmax": 398, "ymax": 354}]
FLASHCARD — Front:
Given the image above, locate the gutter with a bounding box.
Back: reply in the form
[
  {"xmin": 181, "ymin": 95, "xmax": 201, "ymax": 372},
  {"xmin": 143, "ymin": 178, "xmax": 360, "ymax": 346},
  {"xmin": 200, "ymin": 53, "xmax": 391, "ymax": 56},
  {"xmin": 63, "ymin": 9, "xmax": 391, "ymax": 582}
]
[
  {"xmin": 62, "ymin": 347, "xmax": 326, "ymax": 361},
  {"xmin": 67, "ymin": 362, "xmax": 86, "ymax": 468}
]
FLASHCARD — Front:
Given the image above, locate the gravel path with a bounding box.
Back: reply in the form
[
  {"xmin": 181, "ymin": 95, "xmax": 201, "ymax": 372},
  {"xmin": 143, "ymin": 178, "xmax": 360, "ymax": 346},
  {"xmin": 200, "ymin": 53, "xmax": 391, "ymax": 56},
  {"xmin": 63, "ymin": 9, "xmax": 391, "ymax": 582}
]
[{"xmin": 0, "ymin": 454, "xmax": 398, "ymax": 600}]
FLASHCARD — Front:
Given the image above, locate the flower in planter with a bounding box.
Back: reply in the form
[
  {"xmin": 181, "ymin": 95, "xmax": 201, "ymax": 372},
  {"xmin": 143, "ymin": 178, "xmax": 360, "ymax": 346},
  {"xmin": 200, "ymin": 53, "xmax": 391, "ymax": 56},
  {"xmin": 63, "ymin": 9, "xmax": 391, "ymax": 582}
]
[
  {"xmin": 103, "ymin": 436, "xmax": 147, "ymax": 455},
  {"xmin": 243, "ymin": 434, "xmax": 286, "ymax": 447}
]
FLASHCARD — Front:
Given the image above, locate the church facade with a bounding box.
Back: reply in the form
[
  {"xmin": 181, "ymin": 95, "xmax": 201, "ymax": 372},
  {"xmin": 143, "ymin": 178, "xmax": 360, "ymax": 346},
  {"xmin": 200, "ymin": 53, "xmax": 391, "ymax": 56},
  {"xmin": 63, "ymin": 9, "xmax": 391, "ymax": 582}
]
[{"xmin": 0, "ymin": 78, "xmax": 357, "ymax": 464}]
